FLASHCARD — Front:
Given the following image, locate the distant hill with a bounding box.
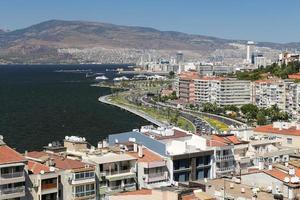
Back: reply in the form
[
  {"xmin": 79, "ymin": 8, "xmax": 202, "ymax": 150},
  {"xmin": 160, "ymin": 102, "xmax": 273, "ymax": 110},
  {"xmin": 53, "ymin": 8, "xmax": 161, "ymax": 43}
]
[{"xmin": 0, "ymin": 19, "xmax": 299, "ymax": 64}]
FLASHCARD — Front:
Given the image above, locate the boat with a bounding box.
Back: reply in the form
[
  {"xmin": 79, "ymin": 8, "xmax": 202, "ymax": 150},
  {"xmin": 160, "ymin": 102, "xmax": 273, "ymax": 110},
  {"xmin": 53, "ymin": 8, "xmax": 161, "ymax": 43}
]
[
  {"xmin": 95, "ymin": 75, "xmax": 108, "ymax": 80},
  {"xmin": 113, "ymin": 76, "xmax": 129, "ymax": 81}
]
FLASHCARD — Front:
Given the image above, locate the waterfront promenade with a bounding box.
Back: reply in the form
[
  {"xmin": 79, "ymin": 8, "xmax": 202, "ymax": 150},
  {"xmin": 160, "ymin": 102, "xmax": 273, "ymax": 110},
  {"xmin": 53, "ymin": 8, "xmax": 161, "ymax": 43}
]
[{"xmin": 98, "ymin": 95, "xmax": 168, "ymax": 127}]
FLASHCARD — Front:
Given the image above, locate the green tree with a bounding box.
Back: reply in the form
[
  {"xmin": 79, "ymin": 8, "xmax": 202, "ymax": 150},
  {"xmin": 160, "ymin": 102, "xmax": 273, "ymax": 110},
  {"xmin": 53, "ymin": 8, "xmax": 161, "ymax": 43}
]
[
  {"xmin": 168, "ymin": 71, "xmax": 175, "ymax": 79},
  {"xmin": 256, "ymin": 111, "xmax": 267, "ymax": 125},
  {"xmin": 240, "ymin": 104, "xmax": 259, "ymax": 119}
]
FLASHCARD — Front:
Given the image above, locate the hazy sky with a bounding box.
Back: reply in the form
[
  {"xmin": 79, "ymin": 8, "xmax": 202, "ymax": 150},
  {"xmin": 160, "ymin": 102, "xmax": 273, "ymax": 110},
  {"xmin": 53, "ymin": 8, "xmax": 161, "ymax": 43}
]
[{"xmin": 0, "ymin": 0, "xmax": 299, "ymax": 43}]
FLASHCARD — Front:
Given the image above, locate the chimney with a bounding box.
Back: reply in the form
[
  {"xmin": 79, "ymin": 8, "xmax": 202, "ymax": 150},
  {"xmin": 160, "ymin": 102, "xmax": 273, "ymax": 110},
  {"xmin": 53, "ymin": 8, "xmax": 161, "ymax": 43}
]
[
  {"xmin": 133, "ymin": 143, "xmax": 138, "ymax": 152},
  {"xmin": 138, "ymin": 145, "xmax": 143, "ymax": 158},
  {"xmin": 268, "ymin": 165, "xmax": 273, "ymax": 170}
]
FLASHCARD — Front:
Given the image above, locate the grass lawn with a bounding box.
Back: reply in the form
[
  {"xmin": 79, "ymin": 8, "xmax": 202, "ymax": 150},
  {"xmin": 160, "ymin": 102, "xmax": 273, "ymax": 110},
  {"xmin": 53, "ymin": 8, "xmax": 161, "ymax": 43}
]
[
  {"xmin": 203, "ymin": 116, "xmax": 229, "ymax": 132},
  {"xmin": 109, "ymin": 92, "xmax": 195, "ymax": 133}
]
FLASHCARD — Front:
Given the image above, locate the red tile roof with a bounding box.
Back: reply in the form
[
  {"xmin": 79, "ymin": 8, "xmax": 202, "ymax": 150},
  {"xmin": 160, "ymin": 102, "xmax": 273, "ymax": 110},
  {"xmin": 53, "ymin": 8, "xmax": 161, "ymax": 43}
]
[
  {"xmin": 254, "ymin": 124, "xmax": 300, "ymax": 136},
  {"xmin": 28, "ymin": 160, "xmax": 51, "ymax": 174},
  {"xmin": 200, "ymin": 76, "xmax": 225, "ymax": 81},
  {"xmin": 0, "ymin": 145, "xmax": 26, "ymax": 165},
  {"xmin": 263, "ymin": 168, "xmax": 300, "ymax": 187},
  {"xmin": 207, "ymin": 140, "xmax": 226, "ymax": 147},
  {"xmin": 209, "ymin": 134, "xmax": 245, "ymax": 146},
  {"xmin": 264, "ymin": 169, "xmax": 287, "ymax": 181},
  {"xmin": 288, "ymin": 73, "xmax": 300, "ymax": 80},
  {"xmin": 179, "ymin": 71, "xmax": 201, "ymax": 80},
  {"xmin": 127, "ymin": 148, "xmax": 164, "ymax": 162},
  {"xmin": 27, "ymin": 151, "xmax": 89, "ymax": 170}
]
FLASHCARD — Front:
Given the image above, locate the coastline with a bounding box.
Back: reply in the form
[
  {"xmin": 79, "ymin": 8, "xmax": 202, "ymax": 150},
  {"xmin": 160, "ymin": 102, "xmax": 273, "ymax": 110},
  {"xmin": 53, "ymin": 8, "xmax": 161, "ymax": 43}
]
[{"xmin": 98, "ymin": 95, "xmax": 168, "ymax": 127}]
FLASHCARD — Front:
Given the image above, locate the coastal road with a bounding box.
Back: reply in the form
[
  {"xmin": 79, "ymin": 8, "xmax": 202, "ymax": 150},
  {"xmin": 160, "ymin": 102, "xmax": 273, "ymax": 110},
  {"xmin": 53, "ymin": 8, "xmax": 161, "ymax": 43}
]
[{"xmin": 98, "ymin": 95, "xmax": 168, "ymax": 127}]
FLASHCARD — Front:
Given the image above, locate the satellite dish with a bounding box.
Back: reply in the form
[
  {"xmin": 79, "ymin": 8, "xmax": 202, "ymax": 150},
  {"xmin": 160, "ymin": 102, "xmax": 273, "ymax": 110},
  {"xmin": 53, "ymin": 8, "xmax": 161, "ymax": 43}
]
[
  {"xmin": 40, "ymin": 170, "xmax": 45, "ymax": 175},
  {"xmin": 49, "ymin": 167, "xmax": 55, "ymax": 172},
  {"xmin": 284, "ymin": 177, "xmax": 290, "ymax": 183},
  {"xmin": 291, "ymin": 176, "xmax": 299, "ymax": 183},
  {"xmin": 0, "ymin": 135, "xmax": 3, "ymax": 140}
]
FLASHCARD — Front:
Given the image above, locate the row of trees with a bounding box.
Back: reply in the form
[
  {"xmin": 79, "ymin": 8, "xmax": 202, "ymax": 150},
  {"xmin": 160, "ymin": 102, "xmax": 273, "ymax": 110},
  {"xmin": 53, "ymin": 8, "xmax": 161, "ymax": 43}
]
[
  {"xmin": 153, "ymin": 91, "xmax": 178, "ymax": 102},
  {"xmin": 201, "ymin": 102, "xmax": 289, "ymax": 125},
  {"xmin": 236, "ymin": 61, "xmax": 300, "ymax": 81}
]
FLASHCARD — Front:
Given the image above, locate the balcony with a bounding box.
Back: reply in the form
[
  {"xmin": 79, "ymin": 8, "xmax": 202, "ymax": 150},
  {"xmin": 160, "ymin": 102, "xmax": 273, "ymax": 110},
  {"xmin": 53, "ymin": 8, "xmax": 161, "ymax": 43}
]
[
  {"xmin": 71, "ymin": 172, "xmax": 95, "ymax": 185},
  {"xmin": 173, "ymin": 167, "xmax": 191, "ymax": 172},
  {"xmin": 124, "ymin": 183, "xmax": 136, "ymax": 189},
  {"xmin": 106, "ymin": 168, "xmax": 131, "ymax": 175},
  {"xmin": 41, "ymin": 182, "xmax": 57, "ymax": 190},
  {"xmin": 146, "ymin": 172, "xmax": 168, "ymax": 183},
  {"xmin": 108, "ymin": 183, "xmax": 136, "ymax": 193},
  {"xmin": 0, "ymin": 186, "xmax": 25, "ymax": 199},
  {"xmin": 216, "ymin": 166, "xmax": 234, "ymax": 173},
  {"xmin": 104, "ymin": 168, "xmax": 136, "ymax": 181},
  {"xmin": 1, "ymin": 171, "xmax": 24, "ymax": 179},
  {"xmin": 0, "ymin": 172, "xmax": 25, "ymax": 184},
  {"xmin": 73, "ymin": 190, "xmax": 95, "ymax": 198},
  {"xmin": 216, "ymin": 155, "xmax": 234, "ymax": 162}
]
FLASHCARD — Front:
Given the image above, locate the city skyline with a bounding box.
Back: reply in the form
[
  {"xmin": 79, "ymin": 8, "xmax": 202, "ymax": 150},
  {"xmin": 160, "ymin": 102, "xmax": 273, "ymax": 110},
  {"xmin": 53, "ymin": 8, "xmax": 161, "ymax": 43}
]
[{"xmin": 1, "ymin": 0, "xmax": 300, "ymax": 43}]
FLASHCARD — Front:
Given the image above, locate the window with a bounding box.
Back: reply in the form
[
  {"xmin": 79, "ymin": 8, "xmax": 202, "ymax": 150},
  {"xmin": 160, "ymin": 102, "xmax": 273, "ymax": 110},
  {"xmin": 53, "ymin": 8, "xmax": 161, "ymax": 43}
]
[
  {"xmin": 73, "ymin": 171, "xmax": 95, "ymax": 180},
  {"xmin": 73, "ymin": 184, "xmax": 95, "ymax": 197},
  {"xmin": 144, "ymin": 168, "xmax": 149, "ymax": 174},
  {"xmin": 174, "ymin": 172, "xmax": 189, "ymax": 182},
  {"xmin": 287, "ymin": 138, "xmax": 293, "ymax": 144}
]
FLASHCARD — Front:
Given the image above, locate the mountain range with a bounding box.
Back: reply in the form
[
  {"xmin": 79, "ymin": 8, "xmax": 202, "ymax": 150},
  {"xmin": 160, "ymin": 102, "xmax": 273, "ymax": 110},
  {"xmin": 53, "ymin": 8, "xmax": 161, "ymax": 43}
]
[{"xmin": 0, "ymin": 20, "xmax": 299, "ymax": 64}]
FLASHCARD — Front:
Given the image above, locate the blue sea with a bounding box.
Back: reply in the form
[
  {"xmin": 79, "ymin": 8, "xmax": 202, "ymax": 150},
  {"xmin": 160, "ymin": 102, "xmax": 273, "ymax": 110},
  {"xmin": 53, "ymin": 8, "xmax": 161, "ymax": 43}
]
[{"xmin": 0, "ymin": 64, "xmax": 148, "ymax": 152}]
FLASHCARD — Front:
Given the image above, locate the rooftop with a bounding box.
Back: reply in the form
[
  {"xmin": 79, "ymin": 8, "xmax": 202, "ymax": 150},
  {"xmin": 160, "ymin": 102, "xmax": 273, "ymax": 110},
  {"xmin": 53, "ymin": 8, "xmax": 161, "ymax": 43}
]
[
  {"xmin": 208, "ymin": 134, "xmax": 246, "ymax": 147},
  {"xmin": 0, "ymin": 144, "xmax": 27, "ymax": 165},
  {"xmin": 86, "ymin": 152, "xmax": 136, "ymax": 164},
  {"xmin": 179, "ymin": 71, "xmax": 201, "ymax": 80},
  {"xmin": 127, "ymin": 148, "xmax": 164, "ymax": 163},
  {"xmin": 28, "ymin": 160, "xmax": 52, "ymax": 175},
  {"xmin": 254, "ymin": 122, "xmax": 300, "ymax": 136},
  {"xmin": 27, "ymin": 151, "xmax": 90, "ymax": 170}
]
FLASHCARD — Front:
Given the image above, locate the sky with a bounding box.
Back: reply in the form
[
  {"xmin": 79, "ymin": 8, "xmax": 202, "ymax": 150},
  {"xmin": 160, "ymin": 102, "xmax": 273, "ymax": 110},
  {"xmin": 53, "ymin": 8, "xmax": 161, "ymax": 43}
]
[{"xmin": 0, "ymin": 0, "xmax": 299, "ymax": 43}]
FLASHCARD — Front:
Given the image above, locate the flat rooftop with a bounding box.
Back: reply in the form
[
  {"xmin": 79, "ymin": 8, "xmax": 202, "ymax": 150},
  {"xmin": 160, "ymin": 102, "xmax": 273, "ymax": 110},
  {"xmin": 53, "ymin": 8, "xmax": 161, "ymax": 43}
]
[{"xmin": 87, "ymin": 152, "xmax": 136, "ymax": 164}]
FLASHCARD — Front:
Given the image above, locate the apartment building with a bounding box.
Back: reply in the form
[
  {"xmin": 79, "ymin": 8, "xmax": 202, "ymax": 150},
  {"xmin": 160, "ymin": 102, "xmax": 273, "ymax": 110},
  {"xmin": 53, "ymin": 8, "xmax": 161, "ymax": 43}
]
[
  {"xmin": 108, "ymin": 127, "xmax": 215, "ymax": 183},
  {"xmin": 194, "ymin": 77, "xmax": 251, "ymax": 106},
  {"xmin": 26, "ymin": 160, "xmax": 59, "ymax": 200},
  {"xmin": 26, "ymin": 151, "xmax": 96, "ymax": 200},
  {"xmin": 0, "ymin": 138, "xmax": 27, "ymax": 200},
  {"xmin": 178, "ymin": 71, "xmax": 200, "ymax": 104},
  {"xmin": 252, "ymin": 79, "xmax": 286, "ymax": 110},
  {"xmin": 242, "ymin": 163, "xmax": 300, "ymax": 199},
  {"xmin": 207, "ymin": 135, "xmax": 235, "ymax": 178},
  {"xmin": 254, "ymin": 121, "xmax": 300, "ymax": 149},
  {"xmin": 125, "ymin": 143, "xmax": 170, "ymax": 189},
  {"xmin": 285, "ymin": 82, "xmax": 300, "ymax": 119},
  {"xmin": 84, "ymin": 152, "xmax": 137, "ymax": 199}
]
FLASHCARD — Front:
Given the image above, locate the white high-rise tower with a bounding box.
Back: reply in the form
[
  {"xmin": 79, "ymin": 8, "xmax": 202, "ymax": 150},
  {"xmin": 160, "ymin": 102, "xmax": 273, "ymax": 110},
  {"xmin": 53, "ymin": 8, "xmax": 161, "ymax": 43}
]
[{"xmin": 246, "ymin": 41, "xmax": 254, "ymax": 63}]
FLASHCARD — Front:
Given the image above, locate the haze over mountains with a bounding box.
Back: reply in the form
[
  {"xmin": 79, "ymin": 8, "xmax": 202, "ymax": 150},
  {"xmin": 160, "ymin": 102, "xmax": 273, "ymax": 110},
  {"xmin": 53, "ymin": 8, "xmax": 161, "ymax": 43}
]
[{"xmin": 0, "ymin": 20, "xmax": 299, "ymax": 64}]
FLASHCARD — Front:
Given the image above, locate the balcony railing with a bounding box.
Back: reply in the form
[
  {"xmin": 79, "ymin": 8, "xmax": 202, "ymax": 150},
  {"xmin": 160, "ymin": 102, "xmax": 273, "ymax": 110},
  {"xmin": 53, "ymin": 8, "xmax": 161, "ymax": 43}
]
[
  {"xmin": 109, "ymin": 185, "xmax": 121, "ymax": 191},
  {"xmin": 73, "ymin": 190, "xmax": 95, "ymax": 197},
  {"xmin": 41, "ymin": 182, "xmax": 57, "ymax": 190},
  {"xmin": 0, "ymin": 186, "xmax": 25, "ymax": 195},
  {"xmin": 148, "ymin": 172, "xmax": 165, "ymax": 178},
  {"xmin": 216, "ymin": 155, "xmax": 234, "ymax": 162},
  {"xmin": 216, "ymin": 166, "xmax": 234, "ymax": 173},
  {"xmin": 1, "ymin": 171, "xmax": 24, "ymax": 179},
  {"xmin": 104, "ymin": 168, "xmax": 133, "ymax": 176},
  {"xmin": 73, "ymin": 172, "xmax": 95, "ymax": 181},
  {"xmin": 124, "ymin": 183, "xmax": 136, "ymax": 188}
]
